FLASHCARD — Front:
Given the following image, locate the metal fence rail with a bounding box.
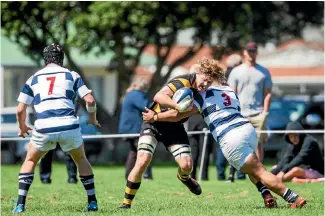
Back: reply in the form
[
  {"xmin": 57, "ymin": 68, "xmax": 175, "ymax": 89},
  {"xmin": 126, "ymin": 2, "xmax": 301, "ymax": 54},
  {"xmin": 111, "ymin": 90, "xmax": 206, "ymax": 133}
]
[
  {"xmin": 1, "ymin": 130, "xmax": 324, "ymax": 141},
  {"xmin": 1, "ymin": 129, "xmax": 324, "ymax": 182}
]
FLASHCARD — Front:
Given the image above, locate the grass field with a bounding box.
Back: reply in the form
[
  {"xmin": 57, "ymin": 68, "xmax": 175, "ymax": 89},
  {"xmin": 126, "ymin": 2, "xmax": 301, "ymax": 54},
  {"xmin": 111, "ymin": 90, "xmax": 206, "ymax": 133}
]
[{"xmin": 1, "ymin": 164, "xmax": 324, "ymax": 216}]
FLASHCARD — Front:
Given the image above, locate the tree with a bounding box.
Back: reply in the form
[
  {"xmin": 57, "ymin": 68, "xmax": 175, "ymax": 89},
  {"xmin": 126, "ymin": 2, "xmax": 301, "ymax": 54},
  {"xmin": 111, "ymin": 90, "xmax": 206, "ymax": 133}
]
[
  {"xmin": 72, "ymin": 1, "xmax": 324, "ymax": 102},
  {"xmin": 1, "ymin": 1, "xmax": 114, "ymax": 133},
  {"xmin": 72, "ymin": 2, "xmax": 213, "ymax": 103},
  {"xmin": 2, "ymin": 2, "xmax": 323, "ymax": 132}
]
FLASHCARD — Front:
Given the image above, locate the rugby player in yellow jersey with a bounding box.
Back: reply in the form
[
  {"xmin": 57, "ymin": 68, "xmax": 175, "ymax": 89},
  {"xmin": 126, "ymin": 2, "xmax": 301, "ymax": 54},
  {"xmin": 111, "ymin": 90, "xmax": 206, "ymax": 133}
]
[{"xmin": 120, "ymin": 59, "xmax": 224, "ymax": 209}]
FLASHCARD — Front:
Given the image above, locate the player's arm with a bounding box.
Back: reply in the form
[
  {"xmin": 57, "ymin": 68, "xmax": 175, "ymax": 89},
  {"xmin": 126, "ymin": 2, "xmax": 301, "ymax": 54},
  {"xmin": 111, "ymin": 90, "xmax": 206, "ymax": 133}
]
[
  {"xmin": 154, "ymin": 79, "xmax": 190, "ymax": 112},
  {"xmin": 142, "ymin": 106, "xmax": 199, "ymax": 123},
  {"xmin": 74, "ymin": 72, "xmax": 100, "ymax": 127},
  {"xmin": 153, "ymin": 86, "xmax": 179, "ymax": 110},
  {"xmin": 16, "ymin": 103, "xmax": 32, "ymax": 138},
  {"xmin": 82, "ymin": 93, "xmax": 100, "ymax": 127},
  {"xmin": 16, "ymin": 78, "xmax": 34, "ymax": 137}
]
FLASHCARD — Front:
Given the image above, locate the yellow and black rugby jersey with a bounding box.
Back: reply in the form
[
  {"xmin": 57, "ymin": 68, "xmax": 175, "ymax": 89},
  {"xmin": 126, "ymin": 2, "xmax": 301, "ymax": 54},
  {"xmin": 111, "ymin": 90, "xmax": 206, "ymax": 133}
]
[
  {"xmin": 150, "ymin": 73, "xmax": 198, "ymax": 118},
  {"xmin": 167, "ymin": 73, "xmax": 196, "ymax": 93}
]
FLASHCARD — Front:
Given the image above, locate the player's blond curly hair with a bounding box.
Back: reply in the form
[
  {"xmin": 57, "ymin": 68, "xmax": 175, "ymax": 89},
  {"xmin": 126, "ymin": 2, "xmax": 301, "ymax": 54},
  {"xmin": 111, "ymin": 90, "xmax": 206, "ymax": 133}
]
[{"xmin": 197, "ymin": 58, "xmax": 225, "ymax": 84}]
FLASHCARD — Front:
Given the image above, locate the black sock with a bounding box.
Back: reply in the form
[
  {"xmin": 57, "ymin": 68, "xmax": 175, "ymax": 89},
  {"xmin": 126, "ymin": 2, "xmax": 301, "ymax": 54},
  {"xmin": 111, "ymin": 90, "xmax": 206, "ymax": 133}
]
[
  {"xmin": 123, "ymin": 180, "xmax": 141, "ymax": 205},
  {"xmin": 283, "ymin": 188, "xmax": 298, "ymax": 203},
  {"xmin": 17, "ymin": 173, "xmax": 34, "ymax": 205},
  {"xmin": 80, "ymin": 175, "xmax": 97, "ymax": 203},
  {"xmin": 255, "ymin": 181, "xmax": 271, "ymax": 199}
]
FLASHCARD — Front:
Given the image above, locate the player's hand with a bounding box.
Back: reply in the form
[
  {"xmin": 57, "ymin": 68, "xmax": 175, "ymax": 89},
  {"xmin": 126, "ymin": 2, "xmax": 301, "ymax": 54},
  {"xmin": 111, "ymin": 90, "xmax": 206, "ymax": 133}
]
[
  {"xmin": 276, "ymin": 171, "xmax": 285, "ymax": 180},
  {"xmin": 18, "ymin": 125, "xmax": 32, "ymax": 138},
  {"xmin": 87, "ymin": 118, "xmax": 101, "ymax": 128},
  {"xmin": 142, "ymin": 107, "xmax": 155, "ymax": 123}
]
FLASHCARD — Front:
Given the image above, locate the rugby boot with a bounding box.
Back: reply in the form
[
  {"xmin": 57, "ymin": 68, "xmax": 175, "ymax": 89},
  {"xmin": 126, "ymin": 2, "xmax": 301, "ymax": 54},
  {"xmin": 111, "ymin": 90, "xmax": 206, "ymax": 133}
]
[
  {"xmin": 119, "ymin": 203, "xmax": 131, "ymax": 209},
  {"xmin": 263, "ymin": 193, "xmax": 277, "ymax": 208},
  {"xmin": 178, "ymin": 176, "xmax": 202, "ymax": 195},
  {"xmin": 12, "ymin": 204, "xmax": 25, "ymax": 213},
  {"xmin": 85, "ymin": 201, "xmax": 98, "ymax": 212},
  {"xmin": 288, "ymin": 196, "xmax": 307, "ymax": 208}
]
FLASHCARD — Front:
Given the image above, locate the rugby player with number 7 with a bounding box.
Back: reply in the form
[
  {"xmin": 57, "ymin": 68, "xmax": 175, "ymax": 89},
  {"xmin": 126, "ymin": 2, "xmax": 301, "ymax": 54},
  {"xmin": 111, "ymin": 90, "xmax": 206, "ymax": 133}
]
[{"xmin": 12, "ymin": 44, "xmax": 100, "ymax": 213}]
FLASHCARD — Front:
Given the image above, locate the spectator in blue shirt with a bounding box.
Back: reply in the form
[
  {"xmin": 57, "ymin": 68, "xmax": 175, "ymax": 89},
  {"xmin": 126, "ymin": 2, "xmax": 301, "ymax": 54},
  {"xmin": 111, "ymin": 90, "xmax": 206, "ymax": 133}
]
[{"xmin": 118, "ymin": 78, "xmax": 153, "ymax": 180}]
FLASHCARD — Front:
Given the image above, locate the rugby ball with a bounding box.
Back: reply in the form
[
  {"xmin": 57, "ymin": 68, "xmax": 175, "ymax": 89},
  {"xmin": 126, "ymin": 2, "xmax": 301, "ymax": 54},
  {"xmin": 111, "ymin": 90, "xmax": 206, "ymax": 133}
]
[{"xmin": 172, "ymin": 87, "xmax": 193, "ymax": 110}]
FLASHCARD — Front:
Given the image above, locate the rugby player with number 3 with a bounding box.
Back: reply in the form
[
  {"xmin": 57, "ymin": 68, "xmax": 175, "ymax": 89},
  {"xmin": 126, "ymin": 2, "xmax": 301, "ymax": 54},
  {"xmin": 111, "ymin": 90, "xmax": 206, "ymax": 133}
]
[
  {"xmin": 120, "ymin": 59, "xmax": 222, "ymax": 209},
  {"xmin": 143, "ymin": 64, "xmax": 307, "ymax": 209}
]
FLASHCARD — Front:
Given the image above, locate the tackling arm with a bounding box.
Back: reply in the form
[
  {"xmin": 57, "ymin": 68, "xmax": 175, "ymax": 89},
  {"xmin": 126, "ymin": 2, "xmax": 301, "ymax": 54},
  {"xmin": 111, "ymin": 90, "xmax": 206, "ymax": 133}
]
[{"xmin": 142, "ymin": 106, "xmax": 199, "ymax": 123}]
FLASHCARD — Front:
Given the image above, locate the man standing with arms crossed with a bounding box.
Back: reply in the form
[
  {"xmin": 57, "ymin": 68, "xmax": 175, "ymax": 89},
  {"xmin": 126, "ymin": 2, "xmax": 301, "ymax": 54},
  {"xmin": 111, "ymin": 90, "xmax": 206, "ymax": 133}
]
[{"xmin": 228, "ymin": 42, "xmax": 272, "ymax": 161}]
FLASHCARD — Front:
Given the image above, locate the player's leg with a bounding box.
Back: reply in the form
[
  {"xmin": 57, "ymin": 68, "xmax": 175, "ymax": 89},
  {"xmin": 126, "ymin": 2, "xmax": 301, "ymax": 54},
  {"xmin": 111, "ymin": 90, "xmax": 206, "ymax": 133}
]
[
  {"xmin": 238, "ymin": 125, "xmax": 305, "ymax": 208},
  {"xmin": 68, "ymin": 144, "xmax": 98, "ymax": 211},
  {"xmin": 13, "ymin": 131, "xmax": 55, "ymax": 213},
  {"xmin": 169, "ymin": 143, "xmax": 201, "ymax": 195},
  {"xmin": 247, "ymin": 174, "xmax": 277, "ymax": 208},
  {"xmin": 217, "ymin": 124, "xmax": 277, "ymax": 208},
  {"xmin": 137, "ymin": 137, "xmax": 153, "ymax": 180},
  {"xmin": 240, "ymin": 153, "xmax": 306, "ymax": 208},
  {"xmin": 120, "ymin": 133, "xmax": 158, "ymax": 208},
  {"xmin": 167, "ymin": 124, "xmax": 202, "ymax": 195},
  {"xmin": 59, "ymin": 128, "xmax": 98, "ymax": 212}
]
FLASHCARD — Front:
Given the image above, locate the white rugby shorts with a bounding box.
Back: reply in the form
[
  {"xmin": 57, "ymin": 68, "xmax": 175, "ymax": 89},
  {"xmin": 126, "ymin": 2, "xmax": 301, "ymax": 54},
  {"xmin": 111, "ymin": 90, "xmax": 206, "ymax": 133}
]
[
  {"xmin": 217, "ymin": 123, "xmax": 258, "ymax": 170},
  {"xmin": 30, "ymin": 127, "xmax": 83, "ymax": 152}
]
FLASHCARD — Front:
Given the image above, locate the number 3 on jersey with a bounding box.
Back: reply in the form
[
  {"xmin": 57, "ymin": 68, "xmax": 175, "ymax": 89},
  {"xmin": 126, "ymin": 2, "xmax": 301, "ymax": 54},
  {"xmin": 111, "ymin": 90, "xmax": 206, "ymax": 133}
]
[
  {"xmin": 46, "ymin": 76, "xmax": 56, "ymax": 95},
  {"xmin": 221, "ymin": 93, "xmax": 231, "ymax": 106}
]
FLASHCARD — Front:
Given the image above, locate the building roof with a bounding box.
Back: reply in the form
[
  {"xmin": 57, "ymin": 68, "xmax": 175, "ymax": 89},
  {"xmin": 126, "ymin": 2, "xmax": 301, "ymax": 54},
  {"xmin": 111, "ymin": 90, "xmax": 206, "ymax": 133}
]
[
  {"xmin": 143, "ymin": 39, "xmax": 324, "ymax": 78},
  {"xmin": 0, "ymin": 35, "xmax": 156, "ymax": 67},
  {"xmin": 268, "ymin": 67, "xmax": 323, "ymax": 77},
  {"xmin": 258, "ymin": 40, "xmax": 324, "ymax": 68},
  {"xmin": 143, "ymin": 45, "xmax": 228, "ymax": 69}
]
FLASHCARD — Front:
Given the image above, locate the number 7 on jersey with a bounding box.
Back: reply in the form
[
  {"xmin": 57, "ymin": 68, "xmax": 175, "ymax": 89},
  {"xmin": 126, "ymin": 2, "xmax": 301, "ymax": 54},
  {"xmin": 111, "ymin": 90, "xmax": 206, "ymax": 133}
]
[{"xmin": 46, "ymin": 76, "xmax": 56, "ymax": 95}]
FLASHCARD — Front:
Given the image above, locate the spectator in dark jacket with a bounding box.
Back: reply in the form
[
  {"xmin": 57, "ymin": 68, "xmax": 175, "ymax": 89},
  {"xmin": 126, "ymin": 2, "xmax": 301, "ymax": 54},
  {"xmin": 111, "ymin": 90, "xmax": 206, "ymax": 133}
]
[
  {"xmin": 118, "ymin": 78, "xmax": 153, "ymax": 180},
  {"xmin": 271, "ymin": 121, "xmax": 324, "ymax": 182}
]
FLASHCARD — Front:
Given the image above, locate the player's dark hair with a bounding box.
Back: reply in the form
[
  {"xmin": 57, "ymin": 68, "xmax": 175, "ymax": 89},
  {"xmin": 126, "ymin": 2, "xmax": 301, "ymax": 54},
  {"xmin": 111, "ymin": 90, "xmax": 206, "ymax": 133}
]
[{"xmin": 43, "ymin": 43, "xmax": 64, "ymax": 66}]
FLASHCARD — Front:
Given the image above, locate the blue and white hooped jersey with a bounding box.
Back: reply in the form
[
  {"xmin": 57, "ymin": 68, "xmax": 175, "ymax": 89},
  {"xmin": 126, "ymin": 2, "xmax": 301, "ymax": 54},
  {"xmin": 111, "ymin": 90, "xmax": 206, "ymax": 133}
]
[
  {"xmin": 193, "ymin": 85, "xmax": 249, "ymax": 142},
  {"xmin": 17, "ymin": 65, "xmax": 91, "ymax": 134}
]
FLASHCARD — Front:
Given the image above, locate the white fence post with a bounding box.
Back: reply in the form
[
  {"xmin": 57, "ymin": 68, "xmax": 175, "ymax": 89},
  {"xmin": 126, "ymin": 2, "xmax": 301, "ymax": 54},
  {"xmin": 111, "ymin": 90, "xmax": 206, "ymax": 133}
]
[{"xmin": 198, "ymin": 128, "xmax": 209, "ymax": 182}]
